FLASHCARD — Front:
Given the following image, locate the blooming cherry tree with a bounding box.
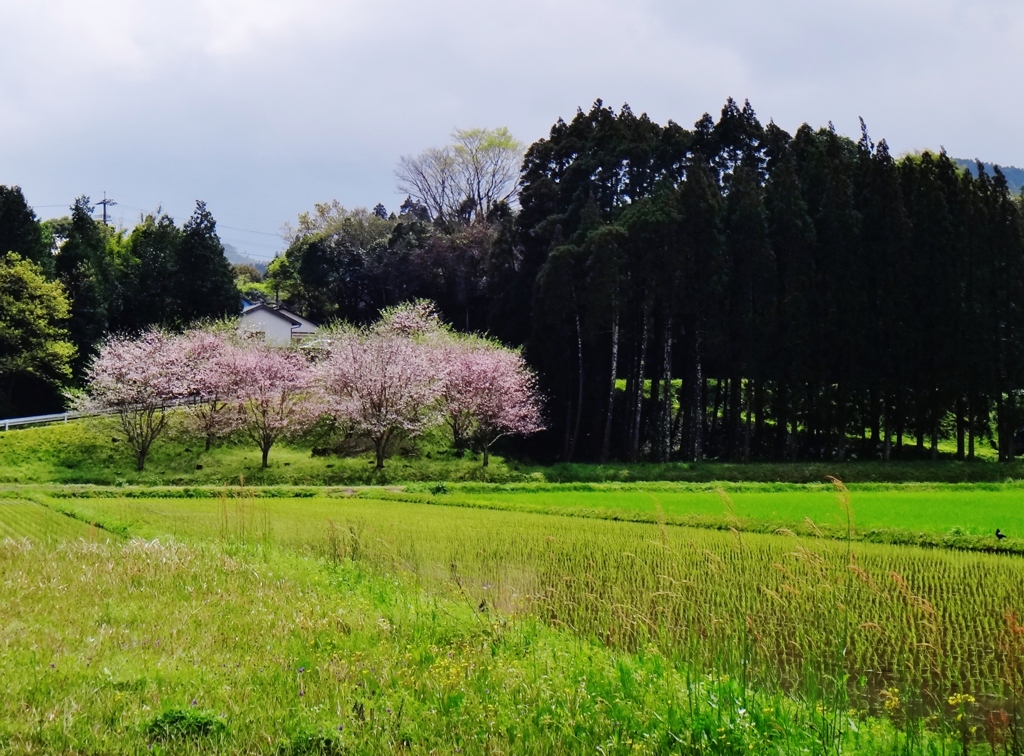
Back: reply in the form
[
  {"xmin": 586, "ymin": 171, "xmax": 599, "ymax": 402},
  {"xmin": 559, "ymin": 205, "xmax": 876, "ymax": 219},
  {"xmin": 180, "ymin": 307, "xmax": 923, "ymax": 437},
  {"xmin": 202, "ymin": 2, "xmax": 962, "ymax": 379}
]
[
  {"xmin": 441, "ymin": 339, "xmax": 544, "ymax": 466},
  {"xmin": 319, "ymin": 302, "xmax": 544, "ymax": 469},
  {"xmin": 375, "ymin": 300, "xmax": 443, "ymax": 338},
  {"xmin": 177, "ymin": 328, "xmax": 244, "ymax": 450},
  {"xmin": 231, "ymin": 343, "xmax": 320, "ymax": 468},
  {"xmin": 318, "ymin": 326, "xmax": 442, "ymax": 469},
  {"xmin": 78, "ymin": 330, "xmax": 189, "ymax": 471}
]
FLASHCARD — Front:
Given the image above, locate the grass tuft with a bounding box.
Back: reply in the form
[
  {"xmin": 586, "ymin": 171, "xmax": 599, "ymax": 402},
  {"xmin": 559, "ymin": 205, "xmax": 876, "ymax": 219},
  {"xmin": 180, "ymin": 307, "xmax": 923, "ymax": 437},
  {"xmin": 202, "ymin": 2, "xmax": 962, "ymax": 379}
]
[
  {"xmin": 144, "ymin": 708, "xmax": 228, "ymax": 742},
  {"xmin": 278, "ymin": 726, "xmax": 347, "ymax": 756}
]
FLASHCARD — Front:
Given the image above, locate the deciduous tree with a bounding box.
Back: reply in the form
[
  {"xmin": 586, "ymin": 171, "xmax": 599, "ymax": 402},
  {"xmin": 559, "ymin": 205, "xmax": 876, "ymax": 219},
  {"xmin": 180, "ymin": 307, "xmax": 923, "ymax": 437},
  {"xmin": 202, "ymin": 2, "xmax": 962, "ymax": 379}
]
[
  {"xmin": 440, "ymin": 338, "xmax": 544, "ymax": 466},
  {"xmin": 78, "ymin": 330, "xmax": 187, "ymax": 471},
  {"xmin": 317, "ymin": 304, "xmax": 444, "ymax": 468},
  {"xmin": 396, "ymin": 127, "xmax": 523, "ymax": 228},
  {"xmin": 177, "ymin": 327, "xmax": 244, "ymax": 451},
  {"xmin": 232, "ymin": 343, "xmax": 319, "ymax": 468}
]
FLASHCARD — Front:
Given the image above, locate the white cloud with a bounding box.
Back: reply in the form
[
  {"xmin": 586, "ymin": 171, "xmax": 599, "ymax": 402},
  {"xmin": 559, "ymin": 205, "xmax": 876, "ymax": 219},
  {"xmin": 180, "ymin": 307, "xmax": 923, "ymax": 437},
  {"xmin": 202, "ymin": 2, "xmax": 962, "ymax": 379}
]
[{"xmin": 1, "ymin": 0, "xmax": 1023, "ymax": 257}]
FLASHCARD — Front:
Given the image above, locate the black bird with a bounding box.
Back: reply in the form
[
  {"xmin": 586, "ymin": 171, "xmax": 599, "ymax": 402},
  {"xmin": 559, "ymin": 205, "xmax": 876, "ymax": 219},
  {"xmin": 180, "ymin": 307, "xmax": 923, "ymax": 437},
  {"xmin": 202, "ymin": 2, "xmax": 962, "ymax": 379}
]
[{"xmin": 996, "ymin": 528, "xmax": 1007, "ymax": 540}]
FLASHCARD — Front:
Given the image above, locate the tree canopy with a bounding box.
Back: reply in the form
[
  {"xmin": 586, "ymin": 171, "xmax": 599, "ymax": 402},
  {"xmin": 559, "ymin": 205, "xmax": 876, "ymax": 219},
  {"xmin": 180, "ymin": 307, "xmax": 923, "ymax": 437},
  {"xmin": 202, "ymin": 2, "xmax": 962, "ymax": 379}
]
[
  {"xmin": 396, "ymin": 127, "xmax": 524, "ymax": 228},
  {"xmin": 515, "ymin": 100, "xmax": 1024, "ymax": 463},
  {"xmin": 0, "ymin": 186, "xmax": 49, "ymax": 273},
  {"xmin": 0, "ymin": 252, "xmax": 75, "ymax": 413},
  {"xmin": 0, "ymin": 189, "xmax": 245, "ymax": 415}
]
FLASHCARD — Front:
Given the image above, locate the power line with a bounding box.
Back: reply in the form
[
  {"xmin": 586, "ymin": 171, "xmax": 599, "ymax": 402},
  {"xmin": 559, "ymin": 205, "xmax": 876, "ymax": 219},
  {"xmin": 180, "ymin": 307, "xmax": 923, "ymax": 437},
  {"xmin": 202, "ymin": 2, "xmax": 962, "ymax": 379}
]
[
  {"xmin": 112, "ymin": 202, "xmax": 284, "ymax": 239},
  {"xmin": 218, "ymin": 224, "xmax": 283, "ymax": 237},
  {"xmin": 32, "ymin": 197, "xmax": 285, "ymax": 257}
]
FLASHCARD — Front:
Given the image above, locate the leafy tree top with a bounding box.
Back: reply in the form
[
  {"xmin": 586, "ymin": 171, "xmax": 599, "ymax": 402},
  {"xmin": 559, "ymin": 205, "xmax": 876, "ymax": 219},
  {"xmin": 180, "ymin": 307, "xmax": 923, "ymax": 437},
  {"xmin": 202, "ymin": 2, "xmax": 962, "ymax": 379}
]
[{"xmin": 0, "ymin": 252, "xmax": 76, "ymax": 386}]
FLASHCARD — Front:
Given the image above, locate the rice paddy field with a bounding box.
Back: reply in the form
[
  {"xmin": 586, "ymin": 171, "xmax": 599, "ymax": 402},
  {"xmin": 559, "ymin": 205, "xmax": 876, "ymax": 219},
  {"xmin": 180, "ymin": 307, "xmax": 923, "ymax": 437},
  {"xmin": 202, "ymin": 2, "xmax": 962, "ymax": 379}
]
[
  {"xmin": 0, "ymin": 498, "xmax": 98, "ymax": 540},
  {"xmin": 414, "ymin": 482, "xmax": 1024, "ymax": 536},
  {"xmin": 5, "ymin": 482, "xmax": 1024, "ymax": 753},
  {"xmin": 391, "ymin": 482, "xmax": 1024, "ymax": 554}
]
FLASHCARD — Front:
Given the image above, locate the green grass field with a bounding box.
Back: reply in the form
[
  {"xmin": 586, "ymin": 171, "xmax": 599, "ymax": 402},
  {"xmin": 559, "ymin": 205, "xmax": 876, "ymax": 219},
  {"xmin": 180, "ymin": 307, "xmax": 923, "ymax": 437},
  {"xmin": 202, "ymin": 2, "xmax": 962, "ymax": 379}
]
[
  {"xmin": 8, "ymin": 419, "xmax": 1024, "ymax": 752},
  {"xmin": 441, "ymin": 484, "xmax": 1020, "ymax": 535},
  {"xmin": 9, "ymin": 481, "xmax": 1024, "ymax": 752},
  {"xmin": 26, "ymin": 477, "xmax": 1024, "ymax": 553},
  {"xmin": 5, "ymin": 534, "xmax": 951, "ymax": 756},
  {"xmin": 24, "ymin": 492, "xmax": 1024, "ymax": 686},
  {"xmin": 5, "ymin": 487, "xmax": 1024, "ymax": 752}
]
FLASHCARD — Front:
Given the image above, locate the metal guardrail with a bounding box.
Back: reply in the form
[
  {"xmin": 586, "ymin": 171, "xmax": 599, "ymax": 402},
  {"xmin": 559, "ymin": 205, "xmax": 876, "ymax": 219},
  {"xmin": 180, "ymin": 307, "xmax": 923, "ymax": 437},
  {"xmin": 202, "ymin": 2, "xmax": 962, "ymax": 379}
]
[
  {"xmin": 0, "ymin": 411, "xmax": 82, "ymax": 431},
  {"xmin": 0, "ymin": 400, "xmax": 192, "ymax": 431},
  {"xmin": 0, "ymin": 407, "xmax": 124, "ymax": 431}
]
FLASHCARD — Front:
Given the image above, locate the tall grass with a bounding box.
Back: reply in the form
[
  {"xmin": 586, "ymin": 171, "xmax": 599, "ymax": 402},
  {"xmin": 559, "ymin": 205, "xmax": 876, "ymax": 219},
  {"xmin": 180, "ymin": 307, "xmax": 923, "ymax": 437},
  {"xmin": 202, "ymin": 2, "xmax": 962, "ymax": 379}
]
[
  {"xmin": 37, "ymin": 490, "xmax": 1024, "ymax": 728},
  {"xmin": 10, "ymin": 473, "xmax": 1024, "ymax": 751},
  {"xmin": 2, "ymin": 534, "xmax": 948, "ymax": 754}
]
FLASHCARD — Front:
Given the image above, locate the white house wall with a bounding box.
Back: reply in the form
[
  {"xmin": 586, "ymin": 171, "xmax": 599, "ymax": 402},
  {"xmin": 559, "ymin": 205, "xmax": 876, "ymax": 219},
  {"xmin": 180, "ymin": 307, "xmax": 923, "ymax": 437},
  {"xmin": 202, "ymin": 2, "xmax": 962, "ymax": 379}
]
[{"xmin": 239, "ymin": 308, "xmax": 294, "ymax": 346}]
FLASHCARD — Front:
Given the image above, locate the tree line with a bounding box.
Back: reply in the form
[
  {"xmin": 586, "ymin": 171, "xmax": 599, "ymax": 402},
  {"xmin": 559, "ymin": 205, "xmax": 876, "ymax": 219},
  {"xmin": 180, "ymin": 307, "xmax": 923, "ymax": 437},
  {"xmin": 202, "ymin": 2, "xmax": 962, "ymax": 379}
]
[
  {"xmin": 518, "ymin": 100, "xmax": 1024, "ymax": 463},
  {"xmin": 269, "ymin": 104, "xmax": 1024, "ymax": 463},
  {"xmin": 263, "ymin": 126, "xmax": 525, "ymax": 334}
]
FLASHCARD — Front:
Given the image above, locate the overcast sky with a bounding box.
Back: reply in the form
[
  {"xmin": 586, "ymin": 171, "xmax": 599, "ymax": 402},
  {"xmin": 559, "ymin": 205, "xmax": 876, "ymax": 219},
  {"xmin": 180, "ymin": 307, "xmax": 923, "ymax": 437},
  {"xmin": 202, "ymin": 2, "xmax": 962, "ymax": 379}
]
[{"xmin": 1, "ymin": 0, "xmax": 1021, "ymax": 260}]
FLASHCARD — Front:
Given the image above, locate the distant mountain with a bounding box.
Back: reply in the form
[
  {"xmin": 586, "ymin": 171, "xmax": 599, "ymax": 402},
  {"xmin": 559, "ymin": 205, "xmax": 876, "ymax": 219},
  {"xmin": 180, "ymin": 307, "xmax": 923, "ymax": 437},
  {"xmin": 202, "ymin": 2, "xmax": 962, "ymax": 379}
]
[
  {"xmin": 952, "ymin": 159, "xmax": 1024, "ymax": 195},
  {"xmin": 222, "ymin": 242, "xmax": 269, "ymax": 274}
]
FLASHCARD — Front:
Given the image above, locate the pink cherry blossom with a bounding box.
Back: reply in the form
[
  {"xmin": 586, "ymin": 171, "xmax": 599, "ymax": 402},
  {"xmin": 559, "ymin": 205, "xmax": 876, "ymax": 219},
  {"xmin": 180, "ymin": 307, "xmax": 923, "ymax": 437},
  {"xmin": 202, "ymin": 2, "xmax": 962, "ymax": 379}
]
[
  {"xmin": 78, "ymin": 329, "xmax": 190, "ymax": 471},
  {"xmin": 176, "ymin": 328, "xmax": 245, "ymax": 450},
  {"xmin": 439, "ymin": 339, "xmax": 544, "ymax": 466},
  {"xmin": 317, "ymin": 327, "xmax": 442, "ymax": 469},
  {"xmin": 374, "ymin": 300, "xmax": 443, "ymax": 338},
  {"xmin": 230, "ymin": 343, "xmax": 320, "ymax": 468}
]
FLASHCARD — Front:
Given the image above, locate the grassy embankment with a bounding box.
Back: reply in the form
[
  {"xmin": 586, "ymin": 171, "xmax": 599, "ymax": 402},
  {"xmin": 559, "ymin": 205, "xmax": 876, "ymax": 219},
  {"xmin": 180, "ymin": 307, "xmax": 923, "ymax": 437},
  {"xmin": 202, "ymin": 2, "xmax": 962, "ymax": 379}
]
[
  {"xmin": 0, "ymin": 419, "xmax": 517, "ymax": 486},
  {"xmin": 3, "ymin": 490, "xmax": 1020, "ymax": 754},
  {"xmin": 3, "ymin": 417, "xmax": 1024, "ymax": 486}
]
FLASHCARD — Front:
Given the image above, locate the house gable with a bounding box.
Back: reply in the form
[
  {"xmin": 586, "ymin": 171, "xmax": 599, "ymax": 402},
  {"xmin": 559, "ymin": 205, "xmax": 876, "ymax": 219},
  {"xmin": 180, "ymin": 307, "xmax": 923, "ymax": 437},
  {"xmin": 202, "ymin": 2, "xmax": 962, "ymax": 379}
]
[{"xmin": 239, "ymin": 304, "xmax": 318, "ymax": 345}]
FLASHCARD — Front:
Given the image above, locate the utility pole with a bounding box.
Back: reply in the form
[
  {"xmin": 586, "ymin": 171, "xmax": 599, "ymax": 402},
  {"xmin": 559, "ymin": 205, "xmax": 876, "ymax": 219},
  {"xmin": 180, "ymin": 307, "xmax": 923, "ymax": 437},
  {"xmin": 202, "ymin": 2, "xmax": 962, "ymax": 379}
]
[{"xmin": 96, "ymin": 192, "xmax": 117, "ymax": 225}]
